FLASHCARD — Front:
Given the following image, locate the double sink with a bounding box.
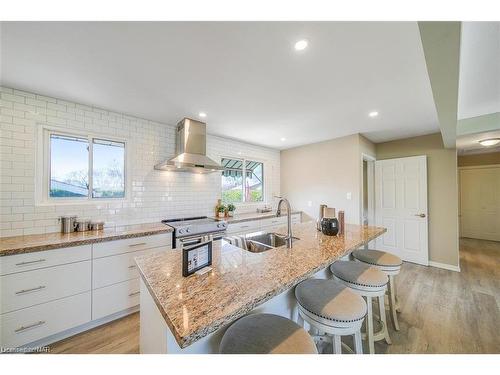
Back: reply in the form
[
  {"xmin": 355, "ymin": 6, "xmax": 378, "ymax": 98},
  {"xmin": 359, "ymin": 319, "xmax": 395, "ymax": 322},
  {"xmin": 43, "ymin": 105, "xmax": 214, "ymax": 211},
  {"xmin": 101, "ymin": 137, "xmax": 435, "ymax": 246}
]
[{"xmin": 243, "ymin": 232, "xmax": 300, "ymax": 253}]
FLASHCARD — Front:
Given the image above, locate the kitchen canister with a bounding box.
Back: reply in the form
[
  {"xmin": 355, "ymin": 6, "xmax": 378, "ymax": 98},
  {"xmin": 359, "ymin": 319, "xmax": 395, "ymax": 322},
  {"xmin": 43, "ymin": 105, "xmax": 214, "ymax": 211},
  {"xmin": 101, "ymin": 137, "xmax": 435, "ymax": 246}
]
[
  {"xmin": 75, "ymin": 219, "xmax": 90, "ymax": 232},
  {"xmin": 59, "ymin": 216, "xmax": 77, "ymax": 233},
  {"xmin": 321, "ymin": 207, "xmax": 339, "ymax": 236},
  {"xmin": 338, "ymin": 210, "xmax": 345, "ymax": 235},
  {"xmin": 89, "ymin": 221, "xmax": 105, "ymax": 231},
  {"xmin": 321, "ymin": 217, "xmax": 339, "ymax": 236}
]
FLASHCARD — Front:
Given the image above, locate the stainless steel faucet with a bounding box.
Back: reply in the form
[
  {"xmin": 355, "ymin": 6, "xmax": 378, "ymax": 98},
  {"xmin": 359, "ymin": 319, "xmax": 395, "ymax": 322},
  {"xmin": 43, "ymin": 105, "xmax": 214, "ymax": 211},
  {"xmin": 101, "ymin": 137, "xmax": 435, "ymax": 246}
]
[{"xmin": 275, "ymin": 196, "xmax": 293, "ymax": 248}]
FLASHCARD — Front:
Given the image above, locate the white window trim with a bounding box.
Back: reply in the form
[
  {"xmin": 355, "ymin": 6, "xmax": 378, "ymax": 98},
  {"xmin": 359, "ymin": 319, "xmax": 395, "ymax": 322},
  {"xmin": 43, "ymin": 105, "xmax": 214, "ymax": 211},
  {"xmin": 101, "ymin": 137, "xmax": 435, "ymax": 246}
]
[
  {"xmin": 221, "ymin": 155, "xmax": 266, "ymax": 205},
  {"xmin": 36, "ymin": 124, "xmax": 131, "ymax": 206}
]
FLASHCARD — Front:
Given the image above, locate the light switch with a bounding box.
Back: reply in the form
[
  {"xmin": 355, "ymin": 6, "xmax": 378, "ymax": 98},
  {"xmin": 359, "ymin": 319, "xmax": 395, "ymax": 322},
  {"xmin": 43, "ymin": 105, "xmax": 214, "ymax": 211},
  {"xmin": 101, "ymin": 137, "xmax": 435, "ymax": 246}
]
[
  {"xmin": 346, "ymin": 192, "xmax": 352, "ymax": 200},
  {"xmin": 307, "ymin": 201, "xmax": 312, "ymax": 207}
]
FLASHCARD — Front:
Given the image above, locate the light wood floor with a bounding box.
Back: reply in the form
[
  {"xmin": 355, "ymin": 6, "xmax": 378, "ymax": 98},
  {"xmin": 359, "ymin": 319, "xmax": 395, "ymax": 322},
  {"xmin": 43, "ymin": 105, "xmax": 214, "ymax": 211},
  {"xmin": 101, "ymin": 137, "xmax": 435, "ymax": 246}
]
[{"xmin": 46, "ymin": 238, "xmax": 499, "ymax": 354}]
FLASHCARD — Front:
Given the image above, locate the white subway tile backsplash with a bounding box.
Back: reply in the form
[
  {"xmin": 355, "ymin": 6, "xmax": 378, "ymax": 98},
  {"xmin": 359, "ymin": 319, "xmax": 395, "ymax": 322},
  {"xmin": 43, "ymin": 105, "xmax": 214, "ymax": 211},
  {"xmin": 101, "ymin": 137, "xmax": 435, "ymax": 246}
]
[{"xmin": 0, "ymin": 86, "xmax": 280, "ymax": 237}]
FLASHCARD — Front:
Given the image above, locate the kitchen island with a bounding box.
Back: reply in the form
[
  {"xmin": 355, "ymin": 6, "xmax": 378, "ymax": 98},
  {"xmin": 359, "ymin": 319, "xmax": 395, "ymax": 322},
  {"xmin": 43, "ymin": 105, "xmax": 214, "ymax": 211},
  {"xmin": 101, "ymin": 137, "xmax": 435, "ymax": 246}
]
[{"xmin": 135, "ymin": 221, "xmax": 386, "ymax": 354}]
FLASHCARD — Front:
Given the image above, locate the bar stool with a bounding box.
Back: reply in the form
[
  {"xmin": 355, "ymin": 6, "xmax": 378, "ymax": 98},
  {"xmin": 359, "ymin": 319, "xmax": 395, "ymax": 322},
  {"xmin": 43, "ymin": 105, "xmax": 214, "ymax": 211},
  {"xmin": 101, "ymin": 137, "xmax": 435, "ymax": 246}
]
[
  {"xmin": 219, "ymin": 313, "xmax": 318, "ymax": 354},
  {"xmin": 295, "ymin": 279, "xmax": 367, "ymax": 354},
  {"xmin": 352, "ymin": 249, "xmax": 402, "ymax": 331},
  {"xmin": 330, "ymin": 261, "xmax": 390, "ymax": 354}
]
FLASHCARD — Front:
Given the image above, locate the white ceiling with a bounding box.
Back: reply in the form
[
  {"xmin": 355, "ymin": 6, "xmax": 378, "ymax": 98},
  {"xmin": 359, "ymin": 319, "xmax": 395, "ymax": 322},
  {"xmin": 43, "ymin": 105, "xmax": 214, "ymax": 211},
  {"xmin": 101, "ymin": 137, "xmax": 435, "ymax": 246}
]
[
  {"xmin": 458, "ymin": 22, "xmax": 500, "ymax": 120},
  {"xmin": 0, "ymin": 22, "xmax": 439, "ymax": 150}
]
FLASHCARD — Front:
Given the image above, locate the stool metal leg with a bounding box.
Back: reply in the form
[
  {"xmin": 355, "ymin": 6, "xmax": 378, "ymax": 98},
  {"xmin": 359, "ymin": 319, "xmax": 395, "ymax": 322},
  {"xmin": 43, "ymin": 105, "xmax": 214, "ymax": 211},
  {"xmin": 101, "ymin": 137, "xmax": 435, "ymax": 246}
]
[
  {"xmin": 388, "ymin": 275, "xmax": 400, "ymax": 331},
  {"xmin": 366, "ymin": 296, "xmax": 375, "ymax": 354},
  {"xmin": 378, "ymin": 295, "xmax": 392, "ymax": 345},
  {"xmin": 354, "ymin": 331, "xmax": 363, "ymax": 354}
]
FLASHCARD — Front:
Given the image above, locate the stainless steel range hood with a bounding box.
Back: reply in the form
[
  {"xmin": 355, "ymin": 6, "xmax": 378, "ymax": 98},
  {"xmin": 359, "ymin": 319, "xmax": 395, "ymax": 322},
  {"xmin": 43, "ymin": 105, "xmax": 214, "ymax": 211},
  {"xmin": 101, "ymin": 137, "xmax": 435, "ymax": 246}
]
[{"xmin": 154, "ymin": 118, "xmax": 224, "ymax": 173}]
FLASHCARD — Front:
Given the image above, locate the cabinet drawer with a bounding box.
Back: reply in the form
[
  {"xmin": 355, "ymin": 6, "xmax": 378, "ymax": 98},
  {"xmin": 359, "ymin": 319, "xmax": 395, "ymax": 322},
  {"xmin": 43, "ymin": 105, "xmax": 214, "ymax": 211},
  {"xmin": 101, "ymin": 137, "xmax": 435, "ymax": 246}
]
[
  {"xmin": 92, "ymin": 279, "xmax": 140, "ymax": 320},
  {"xmin": 92, "ymin": 246, "xmax": 168, "ymax": 289},
  {"xmin": 92, "ymin": 233, "xmax": 172, "ymax": 258},
  {"xmin": 1, "ymin": 260, "xmax": 91, "ymax": 314},
  {"xmin": 260, "ymin": 216, "xmax": 287, "ymax": 228},
  {"xmin": 0, "ymin": 245, "xmax": 91, "ymax": 276},
  {"xmin": 227, "ymin": 220, "xmax": 261, "ymax": 234},
  {"xmin": 1, "ymin": 292, "xmax": 91, "ymax": 348}
]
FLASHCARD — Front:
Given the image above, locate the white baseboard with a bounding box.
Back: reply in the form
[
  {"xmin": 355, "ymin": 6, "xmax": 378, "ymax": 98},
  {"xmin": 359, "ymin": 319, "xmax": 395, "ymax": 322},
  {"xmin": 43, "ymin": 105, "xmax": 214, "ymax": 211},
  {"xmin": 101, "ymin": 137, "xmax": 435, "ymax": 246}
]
[{"xmin": 428, "ymin": 261, "xmax": 461, "ymax": 272}]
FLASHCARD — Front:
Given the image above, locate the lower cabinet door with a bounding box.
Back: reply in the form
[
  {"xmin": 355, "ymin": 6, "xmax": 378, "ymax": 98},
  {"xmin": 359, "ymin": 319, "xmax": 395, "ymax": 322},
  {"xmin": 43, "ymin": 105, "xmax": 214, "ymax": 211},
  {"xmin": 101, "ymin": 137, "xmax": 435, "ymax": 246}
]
[
  {"xmin": 92, "ymin": 279, "xmax": 140, "ymax": 320},
  {"xmin": 1, "ymin": 260, "xmax": 91, "ymax": 314},
  {"xmin": 1, "ymin": 292, "xmax": 91, "ymax": 348}
]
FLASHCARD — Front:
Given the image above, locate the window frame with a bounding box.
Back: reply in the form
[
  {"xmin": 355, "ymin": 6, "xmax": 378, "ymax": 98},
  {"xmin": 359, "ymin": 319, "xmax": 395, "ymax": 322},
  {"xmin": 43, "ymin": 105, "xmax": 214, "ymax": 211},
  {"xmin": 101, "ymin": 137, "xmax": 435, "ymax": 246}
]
[
  {"xmin": 37, "ymin": 125, "xmax": 130, "ymax": 205},
  {"xmin": 220, "ymin": 156, "xmax": 265, "ymax": 204}
]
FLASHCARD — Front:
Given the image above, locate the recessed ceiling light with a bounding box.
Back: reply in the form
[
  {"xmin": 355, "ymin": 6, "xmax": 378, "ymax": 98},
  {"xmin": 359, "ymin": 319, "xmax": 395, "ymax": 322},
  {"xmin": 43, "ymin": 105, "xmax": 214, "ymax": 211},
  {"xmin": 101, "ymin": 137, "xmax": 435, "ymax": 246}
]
[
  {"xmin": 294, "ymin": 40, "xmax": 308, "ymax": 51},
  {"xmin": 199, "ymin": 112, "xmax": 207, "ymax": 118},
  {"xmin": 479, "ymin": 138, "xmax": 500, "ymax": 147},
  {"xmin": 280, "ymin": 137, "xmax": 286, "ymax": 142},
  {"xmin": 368, "ymin": 111, "xmax": 379, "ymax": 118}
]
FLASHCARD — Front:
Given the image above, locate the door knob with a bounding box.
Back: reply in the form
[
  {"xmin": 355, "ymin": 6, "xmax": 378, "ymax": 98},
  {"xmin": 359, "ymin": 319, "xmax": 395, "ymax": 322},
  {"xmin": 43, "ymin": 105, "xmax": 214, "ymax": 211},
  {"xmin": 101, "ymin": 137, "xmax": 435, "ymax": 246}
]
[{"xmin": 414, "ymin": 213, "xmax": 426, "ymax": 218}]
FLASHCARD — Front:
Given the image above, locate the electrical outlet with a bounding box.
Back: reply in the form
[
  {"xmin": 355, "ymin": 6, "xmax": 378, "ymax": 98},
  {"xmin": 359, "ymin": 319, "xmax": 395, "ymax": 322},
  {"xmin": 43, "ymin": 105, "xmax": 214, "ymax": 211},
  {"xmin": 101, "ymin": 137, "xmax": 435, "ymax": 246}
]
[
  {"xmin": 346, "ymin": 192, "xmax": 352, "ymax": 200},
  {"xmin": 307, "ymin": 201, "xmax": 312, "ymax": 207}
]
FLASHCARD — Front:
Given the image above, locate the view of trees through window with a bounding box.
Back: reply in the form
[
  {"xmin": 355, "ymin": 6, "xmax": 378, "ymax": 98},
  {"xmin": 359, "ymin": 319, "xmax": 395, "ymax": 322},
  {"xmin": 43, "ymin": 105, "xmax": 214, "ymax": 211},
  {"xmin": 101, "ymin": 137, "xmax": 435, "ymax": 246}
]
[
  {"xmin": 49, "ymin": 134, "xmax": 125, "ymax": 199},
  {"xmin": 221, "ymin": 158, "xmax": 263, "ymax": 203}
]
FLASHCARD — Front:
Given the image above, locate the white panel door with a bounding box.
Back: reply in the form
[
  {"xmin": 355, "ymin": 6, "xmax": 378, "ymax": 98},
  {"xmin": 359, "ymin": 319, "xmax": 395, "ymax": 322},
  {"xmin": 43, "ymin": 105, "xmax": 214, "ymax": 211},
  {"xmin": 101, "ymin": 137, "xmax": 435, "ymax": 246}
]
[
  {"xmin": 375, "ymin": 156, "xmax": 429, "ymax": 265},
  {"xmin": 460, "ymin": 166, "xmax": 500, "ymax": 241}
]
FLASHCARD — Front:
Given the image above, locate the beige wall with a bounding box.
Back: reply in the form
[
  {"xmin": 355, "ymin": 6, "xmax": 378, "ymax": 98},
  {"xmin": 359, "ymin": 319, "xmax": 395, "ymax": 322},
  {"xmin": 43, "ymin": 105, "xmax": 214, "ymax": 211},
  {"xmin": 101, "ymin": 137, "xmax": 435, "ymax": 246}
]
[
  {"xmin": 376, "ymin": 133, "xmax": 459, "ymax": 267},
  {"xmin": 280, "ymin": 134, "xmax": 373, "ymax": 225},
  {"xmin": 458, "ymin": 152, "xmax": 500, "ymax": 167}
]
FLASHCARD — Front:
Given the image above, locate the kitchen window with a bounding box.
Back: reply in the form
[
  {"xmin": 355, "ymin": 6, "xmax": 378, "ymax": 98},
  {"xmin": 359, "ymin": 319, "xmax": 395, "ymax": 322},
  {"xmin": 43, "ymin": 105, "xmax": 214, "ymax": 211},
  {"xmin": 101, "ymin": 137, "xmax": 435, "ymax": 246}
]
[
  {"xmin": 221, "ymin": 158, "xmax": 264, "ymax": 203},
  {"xmin": 43, "ymin": 129, "xmax": 126, "ymax": 201}
]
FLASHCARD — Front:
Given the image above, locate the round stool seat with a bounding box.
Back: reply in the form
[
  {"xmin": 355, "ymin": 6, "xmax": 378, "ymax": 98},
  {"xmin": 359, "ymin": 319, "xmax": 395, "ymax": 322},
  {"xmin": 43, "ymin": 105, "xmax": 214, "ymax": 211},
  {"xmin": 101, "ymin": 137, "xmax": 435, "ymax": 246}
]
[
  {"xmin": 295, "ymin": 279, "xmax": 367, "ymax": 323},
  {"xmin": 352, "ymin": 249, "xmax": 402, "ymax": 268},
  {"xmin": 219, "ymin": 313, "xmax": 317, "ymax": 354},
  {"xmin": 330, "ymin": 261, "xmax": 388, "ymax": 289}
]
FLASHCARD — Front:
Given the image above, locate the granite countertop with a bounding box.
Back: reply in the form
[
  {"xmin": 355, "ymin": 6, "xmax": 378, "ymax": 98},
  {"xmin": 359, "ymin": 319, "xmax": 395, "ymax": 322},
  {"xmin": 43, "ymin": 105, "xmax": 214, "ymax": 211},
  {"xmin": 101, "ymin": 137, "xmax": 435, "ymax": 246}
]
[
  {"xmin": 135, "ymin": 221, "xmax": 386, "ymax": 349},
  {"xmin": 214, "ymin": 210, "xmax": 301, "ymax": 224},
  {"xmin": 0, "ymin": 222, "xmax": 173, "ymax": 257}
]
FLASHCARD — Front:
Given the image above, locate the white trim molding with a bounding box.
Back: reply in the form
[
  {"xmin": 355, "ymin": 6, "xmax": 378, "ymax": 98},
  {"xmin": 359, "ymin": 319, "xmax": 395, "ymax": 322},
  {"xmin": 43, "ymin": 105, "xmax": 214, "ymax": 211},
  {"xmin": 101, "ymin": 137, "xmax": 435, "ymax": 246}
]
[{"xmin": 428, "ymin": 261, "xmax": 461, "ymax": 272}]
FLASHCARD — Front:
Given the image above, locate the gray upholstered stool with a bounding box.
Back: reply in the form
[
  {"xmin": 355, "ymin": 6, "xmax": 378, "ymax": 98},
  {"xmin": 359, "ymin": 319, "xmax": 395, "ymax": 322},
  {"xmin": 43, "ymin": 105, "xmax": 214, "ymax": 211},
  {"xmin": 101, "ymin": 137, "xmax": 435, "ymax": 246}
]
[
  {"xmin": 219, "ymin": 313, "xmax": 318, "ymax": 354},
  {"xmin": 330, "ymin": 261, "xmax": 390, "ymax": 354},
  {"xmin": 295, "ymin": 279, "xmax": 367, "ymax": 354},
  {"xmin": 352, "ymin": 249, "xmax": 403, "ymax": 331}
]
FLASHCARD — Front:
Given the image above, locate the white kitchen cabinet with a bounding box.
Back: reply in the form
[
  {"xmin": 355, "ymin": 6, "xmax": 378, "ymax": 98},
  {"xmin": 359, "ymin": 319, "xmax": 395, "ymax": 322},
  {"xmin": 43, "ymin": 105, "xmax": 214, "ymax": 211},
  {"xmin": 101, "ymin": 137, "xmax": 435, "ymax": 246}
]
[
  {"xmin": 0, "ymin": 232, "xmax": 172, "ymax": 349},
  {"xmin": 92, "ymin": 279, "xmax": 140, "ymax": 320},
  {"xmin": 260, "ymin": 216, "xmax": 287, "ymax": 228},
  {"xmin": 226, "ymin": 220, "xmax": 261, "ymax": 235},
  {"xmin": 1, "ymin": 260, "xmax": 91, "ymax": 314},
  {"xmin": 1, "ymin": 291, "xmax": 91, "ymax": 348},
  {"xmin": 92, "ymin": 233, "xmax": 172, "ymax": 258},
  {"xmin": 0, "ymin": 244, "xmax": 91, "ymax": 276},
  {"xmin": 226, "ymin": 213, "xmax": 301, "ymax": 235},
  {"xmin": 92, "ymin": 246, "xmax": 169, "ymax": 289}
]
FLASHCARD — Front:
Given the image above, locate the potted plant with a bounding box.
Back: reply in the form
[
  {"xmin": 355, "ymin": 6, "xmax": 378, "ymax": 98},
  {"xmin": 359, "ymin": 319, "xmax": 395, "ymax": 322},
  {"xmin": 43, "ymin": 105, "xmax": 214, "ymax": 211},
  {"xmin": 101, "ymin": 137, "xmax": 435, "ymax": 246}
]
[
  {"xmin": 227, "ymin": 203, "xmax": 236, "ymax": 217},
  {"xmin": 217, "ymin": 205, "xmax": 226, "ymax": 218}
]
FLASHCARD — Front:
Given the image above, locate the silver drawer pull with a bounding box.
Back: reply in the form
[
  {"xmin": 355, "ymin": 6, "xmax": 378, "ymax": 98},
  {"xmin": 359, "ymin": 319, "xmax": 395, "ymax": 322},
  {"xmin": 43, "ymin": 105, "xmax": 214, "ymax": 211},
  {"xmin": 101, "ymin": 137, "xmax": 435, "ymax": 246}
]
[
  {"xmin": 15, "ymin": 259, "xmax": 46, "ymax": 266},
  {"xmin": 240, "ymin": 225, "xmax": 249, "ymax": 228},
  {"xmin": 15, "ymin": 320, "xmax": 46, "ymax": 333},
  {"xmin": 128, "ymin": 291, "xmax": 140, "ymax": 297},
  {"xmin": 15, "ymin": 285, "xmax": 46, "ymax": 295},
  {"xmin": 128, "ymin": 265, "xmax": 137, "ymax": 269},
  {"xmin": 129, "ymin": 242, "xmax": 147, "ymax": 247}
]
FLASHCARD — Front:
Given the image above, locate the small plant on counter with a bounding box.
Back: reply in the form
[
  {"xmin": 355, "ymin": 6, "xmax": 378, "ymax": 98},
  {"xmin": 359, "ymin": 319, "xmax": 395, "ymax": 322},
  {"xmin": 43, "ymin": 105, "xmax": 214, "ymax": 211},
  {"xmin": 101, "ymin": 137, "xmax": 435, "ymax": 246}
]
[
  {"xmin": 217, "ymin": 205, "xmax": 226, "ymax": 218},
  {"xmin": 227, "ymin": 203, "xmax": 236, "ymax": 217}
]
